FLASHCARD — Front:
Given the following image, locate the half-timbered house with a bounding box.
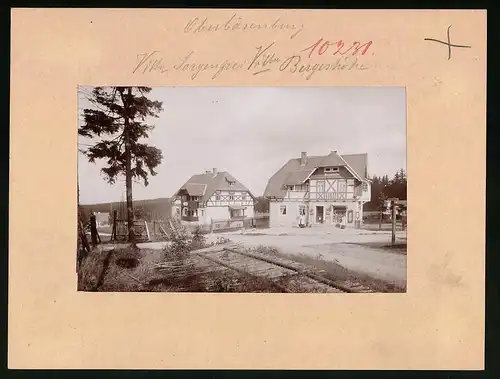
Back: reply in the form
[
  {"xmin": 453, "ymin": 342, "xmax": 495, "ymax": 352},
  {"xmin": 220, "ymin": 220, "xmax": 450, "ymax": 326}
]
[
  {"xmin": 171, "ymin": 168, "xmax": 255, "ymax": 225},
  {"xmin": 264, "ymin": 151, "xmax": 371, "ymax": 228}
]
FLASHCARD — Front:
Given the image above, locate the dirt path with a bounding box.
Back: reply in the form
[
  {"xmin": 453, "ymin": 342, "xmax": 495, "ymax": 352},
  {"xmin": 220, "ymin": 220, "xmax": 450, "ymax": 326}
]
[{"xmin": 212, "ymin": 227, "xmax": 407, "ymax": 288}]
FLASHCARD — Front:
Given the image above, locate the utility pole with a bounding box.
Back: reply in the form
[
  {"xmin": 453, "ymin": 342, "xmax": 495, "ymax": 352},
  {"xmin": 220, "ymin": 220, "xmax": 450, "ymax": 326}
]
[{"xmin": 390, "ymin": 198, "xmax": 398, "ymax": 245}]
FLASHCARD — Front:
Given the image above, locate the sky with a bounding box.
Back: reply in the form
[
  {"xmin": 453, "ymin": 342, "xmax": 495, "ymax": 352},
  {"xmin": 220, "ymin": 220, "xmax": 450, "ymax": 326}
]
[{"xmin": 78, "ymin": 86, "xmax": 406, "ymax": 205}]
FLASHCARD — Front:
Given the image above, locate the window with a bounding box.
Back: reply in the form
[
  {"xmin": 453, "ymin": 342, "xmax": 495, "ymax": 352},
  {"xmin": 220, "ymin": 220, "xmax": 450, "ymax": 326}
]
[
  {"xmin": 231, "ymin": 209, "xmax": 242, "ymax": 218},
  {"xmin": 362, "ymin": 182, "xmax": 368, "ymax": 191},
  {"xmin": 200, "ymin": 210, "xmax": 204, "ymax": 216},
  {"xmin": 242, "ymin": 193, "xmax": 247, "ymax": 200},
  {"xmin": 298, "ymin": 205, "xmax": 306, "ymax": 216},
  {"xmin": 294, "ymin": 184, "xmax": 307, "ymax": 191},
  {"xmin": 182, "ymin": 208, "xmax": 187, "ymax": 216},
  {"xmin": 338, "ymin": 180, "xmax": 347, "ymax": 192},
  {"xmin": 280, "ymin": 205, "xmax": 287, "ymax": 215},
  {"xmin": 325, "ymin": 167, "xmax": 339, "ymax": 173},
  {"xmin": 216, "ymin": 191, "xmax": 221, "ymax": 201},
  {"xmin": 229, "ymin": 191, "xmax": 235, "ymax": 200},
  {"xmin": 317, "ymin": 180, "xmax": 325, "ymax": 193}
]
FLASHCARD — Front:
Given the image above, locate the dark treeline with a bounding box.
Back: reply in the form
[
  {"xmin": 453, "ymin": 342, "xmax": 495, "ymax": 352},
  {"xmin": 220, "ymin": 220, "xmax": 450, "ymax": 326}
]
[
  {"xmin": 254, "ymin": 196, "xmax": 270, "ymax": 213},
  {"xmin": 365, "ymin": 168, "xmax": 407, "ymax": 211}
]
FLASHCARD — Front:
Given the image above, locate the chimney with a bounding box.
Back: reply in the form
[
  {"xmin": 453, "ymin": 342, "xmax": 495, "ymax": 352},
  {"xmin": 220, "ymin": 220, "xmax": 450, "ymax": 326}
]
[
  {"xmin": 213, "ymin": 168, "xmax": 218, "ymax": 175},
  {"xmin": 300, "ymin": 152, "xmax": 307, "ymax": 166}
]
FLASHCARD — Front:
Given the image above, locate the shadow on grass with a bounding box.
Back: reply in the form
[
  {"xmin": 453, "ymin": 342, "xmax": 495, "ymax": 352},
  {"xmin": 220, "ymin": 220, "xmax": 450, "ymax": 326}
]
[{"xmin": 345, "ymin": 241, "xmax": 407, "ymax": 255}]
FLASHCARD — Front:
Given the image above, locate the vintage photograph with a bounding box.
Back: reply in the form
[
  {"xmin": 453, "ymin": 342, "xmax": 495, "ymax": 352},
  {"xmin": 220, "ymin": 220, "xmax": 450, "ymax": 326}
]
[{"xmin": 77, "ymin": 86, "xmax": 407, "ymax": 293}]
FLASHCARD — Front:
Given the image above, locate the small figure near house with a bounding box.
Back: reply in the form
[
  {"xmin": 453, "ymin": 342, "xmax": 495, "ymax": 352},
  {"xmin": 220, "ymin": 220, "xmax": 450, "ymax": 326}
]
[{"xmin": 298, "ymin": 214, "xmax": 306, "ymax": 228}]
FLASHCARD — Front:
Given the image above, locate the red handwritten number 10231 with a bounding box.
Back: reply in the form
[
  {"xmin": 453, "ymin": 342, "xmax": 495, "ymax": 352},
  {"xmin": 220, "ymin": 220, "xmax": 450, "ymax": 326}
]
[{"xmin": 301, "ymin": 38, "xmax": 373, "ymax": 58}]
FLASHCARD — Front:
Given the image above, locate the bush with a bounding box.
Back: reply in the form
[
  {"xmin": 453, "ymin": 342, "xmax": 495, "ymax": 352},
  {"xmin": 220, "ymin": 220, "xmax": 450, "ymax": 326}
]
[
  {"xmin": 191, "ymin": 225, "xmax": 206, "ymax": 250},
  {"xmin": 163, "ymin": 224, "xmax": 192, "ymax": 261}
]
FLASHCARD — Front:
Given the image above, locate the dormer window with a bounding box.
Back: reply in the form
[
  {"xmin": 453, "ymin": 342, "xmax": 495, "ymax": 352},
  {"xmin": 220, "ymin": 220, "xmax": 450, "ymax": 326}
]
[
  {"xmin": 325, "ymin": 167, "xmax": 339, "ymax": 173},
  {"xmin": 225, "ymin": 177, "xmax": 236, "ymax": 187}
]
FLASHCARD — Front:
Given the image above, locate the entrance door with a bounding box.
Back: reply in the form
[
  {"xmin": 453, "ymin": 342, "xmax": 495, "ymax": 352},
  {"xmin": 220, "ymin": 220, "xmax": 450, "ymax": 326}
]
[
  {"xmin": 315, "ymin": 206, "xmax": 324, "ymax": 224},
  {"xmin": 333, "ymin": 206, "xmax": 347, "ymax": 224}
]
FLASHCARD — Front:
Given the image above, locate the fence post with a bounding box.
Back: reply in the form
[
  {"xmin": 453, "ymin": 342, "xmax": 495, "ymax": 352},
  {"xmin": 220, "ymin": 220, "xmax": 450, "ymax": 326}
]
[
  {"xmin": 90, "ymin": 213, "xmax": 99, "ymax": 246},
  {"xmin": 391, "ymin": 200, "xmax": 397, "ymax": 245},
  {"xmin": 112, "ymin": 210, "xmax": 118, "ymax": 241}
]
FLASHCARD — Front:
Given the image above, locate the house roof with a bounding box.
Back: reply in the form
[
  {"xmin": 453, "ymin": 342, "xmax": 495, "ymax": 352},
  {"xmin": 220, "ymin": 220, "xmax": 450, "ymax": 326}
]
[
  {"xmin": 182, "ymin": 183, "xmax": 207, "ymax": 197},
  {"xmin": 264, "ymin": 151, "xmax": 369, "ymax": 198},
  {"xmin": 342, "ymin": 153, "xmax": 369, "ymax": 179},
  {"xmin": 175, "ymin": 171, "xmax": 254, "ymax": 203}
]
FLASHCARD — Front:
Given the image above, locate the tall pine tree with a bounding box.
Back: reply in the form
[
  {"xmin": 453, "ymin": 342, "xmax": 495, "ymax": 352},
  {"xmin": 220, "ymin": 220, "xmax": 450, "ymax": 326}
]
[{"xmin": 79, "ymin": 86, "xmax": 164, "ymax": 244}]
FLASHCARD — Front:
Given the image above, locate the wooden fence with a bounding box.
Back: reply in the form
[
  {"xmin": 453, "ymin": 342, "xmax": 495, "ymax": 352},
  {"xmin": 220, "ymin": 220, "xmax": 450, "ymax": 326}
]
[{"xmin": 182, "ymin": 216, "xmax": 270, "ymax": 234}]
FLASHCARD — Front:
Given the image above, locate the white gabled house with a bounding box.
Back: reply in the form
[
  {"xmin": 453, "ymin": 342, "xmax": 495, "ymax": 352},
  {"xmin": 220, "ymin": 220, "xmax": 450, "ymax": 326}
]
[
  {"xmin": 171, "ymin": 168, "xmax": 255, "ymax": 225},
  {"xmin": 264, "ymin": 151, "xmax": 371, "ymax": 228}
]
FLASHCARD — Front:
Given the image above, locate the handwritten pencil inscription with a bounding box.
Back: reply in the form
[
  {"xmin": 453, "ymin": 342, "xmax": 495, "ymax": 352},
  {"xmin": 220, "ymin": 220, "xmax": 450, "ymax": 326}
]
[
  {"xmin": 184, "ymin": 13, "xmax": 304, "ymax": 39},
  {"xmin": 131, "ymin": 14, "xmax": 374, "ymax": 80},
  {"xmin": 133, "ymin": 51, "xmax": 168, "ymax": 74}
]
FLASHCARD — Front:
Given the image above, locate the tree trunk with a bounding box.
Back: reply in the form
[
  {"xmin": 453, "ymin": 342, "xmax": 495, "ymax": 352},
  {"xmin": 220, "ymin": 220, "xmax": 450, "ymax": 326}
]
[{"xmin": 124, "ymin": 87, "xmax": 136, "ymax": 245}]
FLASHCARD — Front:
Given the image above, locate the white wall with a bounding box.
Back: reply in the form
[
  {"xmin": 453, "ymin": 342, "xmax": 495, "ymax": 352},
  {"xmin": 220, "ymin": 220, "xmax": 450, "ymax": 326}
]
[
  {"xmin": 269, "ymin": 201, "xmax": 306, "ymax": 227},
  {"xmin": 204, "ymin": 206, "xmax": 230, "ymax": 223},
  {"xmin": 270, "ymin": 200, "xmax": 363, "ymax": 228},
  {"xmin": 359, "ymin": 181, "xmax": 371, "ymax": 202},
  {"xmin": 200, "ymin": 205, "xmax": 255, "ymax": 225}
]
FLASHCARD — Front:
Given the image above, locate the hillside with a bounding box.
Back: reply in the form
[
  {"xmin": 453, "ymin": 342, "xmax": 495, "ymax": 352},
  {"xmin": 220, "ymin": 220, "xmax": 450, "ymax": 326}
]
[
  {"xmin": 80, "ymin": 197, "xmax": 173, "ymax": 221},
  {"xmin": 80, "ymin": 195, "xmax": 269, "ymax": 222}
]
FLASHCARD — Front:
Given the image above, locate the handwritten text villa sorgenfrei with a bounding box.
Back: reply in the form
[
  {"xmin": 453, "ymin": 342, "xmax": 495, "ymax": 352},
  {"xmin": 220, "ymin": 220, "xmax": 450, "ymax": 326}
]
[{"xmin": 132, "ymin": 38, "xmax": 373, "ymax": 80}]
